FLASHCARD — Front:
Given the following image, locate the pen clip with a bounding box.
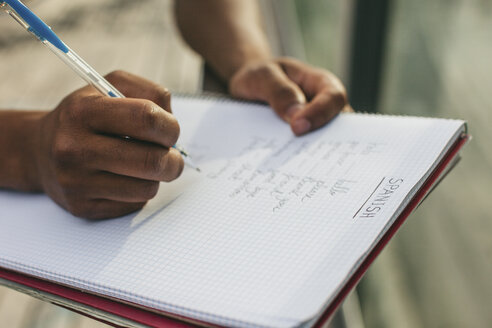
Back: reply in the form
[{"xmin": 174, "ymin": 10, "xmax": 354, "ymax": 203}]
[{"xmin": 1, "ymin": 0, "xmax": 69, "ymax": 53}]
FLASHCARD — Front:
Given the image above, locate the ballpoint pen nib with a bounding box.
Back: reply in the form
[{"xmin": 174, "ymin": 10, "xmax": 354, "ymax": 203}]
[
  {"xmin": 190, "ymin": 164, "xmax": 201, "ymax": 173},
  {"xmin": 183, "ymin": 156, "xmax": 201, "ymax": 172},
  {"xmin": 173, "ymin": 144, "xmax": 200, "ymax": 172}
]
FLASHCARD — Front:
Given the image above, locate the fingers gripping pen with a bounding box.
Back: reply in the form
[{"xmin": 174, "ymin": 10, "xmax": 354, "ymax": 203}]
[{"xmin": 1, "ymin": 0, "xmax": 200, "ymax": 171}]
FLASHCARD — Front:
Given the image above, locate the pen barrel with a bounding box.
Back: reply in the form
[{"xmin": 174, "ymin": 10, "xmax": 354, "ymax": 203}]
[
  {"xmin": 2, "ymin": 0, "xmax": 197, "ymax": 169},
  {"xmin": 43, "ymin": 41, "xmax": 125, "ymax": 98},
  {"xmin": 44, "ymin": 39, "xmax": 197, "ymax": 168}
]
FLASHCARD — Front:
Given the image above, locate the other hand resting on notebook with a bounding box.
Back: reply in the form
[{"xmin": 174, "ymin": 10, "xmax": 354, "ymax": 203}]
[
  {"xmin": 229, "ymin": 57, "xmax": 350, "ymax": 136},
  {"xmin": 176, "ymin": 0, "xmax": 351, "ymax": 136},
  {"xmin": 0, "ymin": 1, "xmax": 350, "ymax": 220}
]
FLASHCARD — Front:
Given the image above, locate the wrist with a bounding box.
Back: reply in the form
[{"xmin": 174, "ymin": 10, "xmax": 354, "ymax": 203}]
[
  {"xmin": 0, "ymin": 110, "xmax": 46, "ymax": 191},
  {"xmin": 222, "ymin": 49, "xmax": 272, "ymax": 82},
  {"xmin": 227, "ymin": 56, "xmax": 277, "ymax": 95}
]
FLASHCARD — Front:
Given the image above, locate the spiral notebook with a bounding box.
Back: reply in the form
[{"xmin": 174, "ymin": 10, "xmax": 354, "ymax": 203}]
[{"xmin": 0, "ymin": 95, "xmax": 468, "ymax": 328}]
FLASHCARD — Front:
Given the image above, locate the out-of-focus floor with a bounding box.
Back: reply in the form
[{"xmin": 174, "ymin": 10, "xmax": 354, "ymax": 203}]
[{"xmin": 0, "ymin": 0, "xmax": 202, "ymax": 109}]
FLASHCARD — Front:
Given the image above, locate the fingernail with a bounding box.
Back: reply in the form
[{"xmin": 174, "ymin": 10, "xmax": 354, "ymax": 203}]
[
  {"xmin": 292, "ymin": 118, "xmax": 311, "ymax": 135},
  {"xmin": 285, "ymin": 104, "xmax": 303, "ymax": 122}
]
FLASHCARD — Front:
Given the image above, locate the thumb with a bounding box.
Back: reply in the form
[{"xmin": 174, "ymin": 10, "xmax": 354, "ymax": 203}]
[
  {"xmin": 260, "ymin": 67, "xmax": 307, "ymax": 122},
  {"xmin": 230, "ymin": 64, "xmax": 306, "ymax": 122}
]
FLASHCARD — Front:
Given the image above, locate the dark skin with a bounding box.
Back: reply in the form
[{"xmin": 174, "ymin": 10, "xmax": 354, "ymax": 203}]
[
  {"xmin": 0, "ymin": 0, "xmax": 349, "ymax": 219},
  {"xmin": 175, "ymin": 0, "xmax": 349, "ymax": 134},
  {"xmin": 0, "ymin": 71, "xmax": 183, "ymax": 219}
]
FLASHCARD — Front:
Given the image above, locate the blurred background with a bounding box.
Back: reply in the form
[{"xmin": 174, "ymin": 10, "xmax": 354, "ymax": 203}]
[
  {"xmin": 298, "ymin": 1, "xmax": 492, "ymax": 327},
  {"xmin": 0, "ymin": 0, "xmax": 491, "ymax": 327}
]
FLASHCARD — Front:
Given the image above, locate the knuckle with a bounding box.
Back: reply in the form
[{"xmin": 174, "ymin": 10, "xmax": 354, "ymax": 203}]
[
  {"xmin": 250, "ymin": 63, "xmax": 276, "ymax": 79},
  {"xmin": 314, "ymin": 73, "xmax": 332, "ymax": 87},
  {"xmin": 167, "ymin": 116, "xmax": 180, "ymax": 146},
  {"xmin": 154, "ymin": 87, "xmax": 171, "ymax": 108},
  {"xmin": 51, "ymin": 134, "xmax": 79, "ymax": 167},
  {"xmin": 163, "ymin": 150, "xmax": 184, "ymax": 182},
  {"xmin": 135, "ymin": 100, "xmax": 180, "ymax": 146},
  {"xmin": 59, "ymin": 94, "xmax": 99, "ymax": 124},
  {"xmin": 63, "ymin": 196, "xmax": 93, "ymax": 218},
  {"xmin": 59, "ymin": 95, "xmax": 83, "ymax": 122},
  {"xmin": 274, "ymin": 85, "xmax": 298, "ymax": 100},
  {"xmin": 325, "ymin": 74, "xmax": 347, "ymax": 104},
  {"xmin": 136, "ymin": 100, "xmax": 160, "ymax": 131},
  {"xmin": 276, "ymin": 56, "xmax": 291, "ymax": 64},
  {"xmin": 331, "ymin": 89, "xmax": 348, "ymax": 109},
  {"xmin": 66, "ymin": 202, "xmax": 84, "ymax": 218},
  {"xmin": 276, "ymin": 56, "xmax": 300, "ymax": 71},
  {"xmin": 106, "ymin": 70, "xmax": 126, "ymax": 81},
  {"xmin": 144, "ymin": 149, "xmax": 168, "ymax": 177},
  {"xmin": 140, "ymin": 181, "xmax": 160, "ymax": 200}
]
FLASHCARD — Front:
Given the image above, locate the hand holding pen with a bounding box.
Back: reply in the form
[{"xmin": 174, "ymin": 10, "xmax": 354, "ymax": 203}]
[
  {"xmin": 34, "ymin": 71, "xmax": 187, "ymax": 219},
  {"xmin": 0, "ymin": 0, "xmax": 198, "ymax": 170},
  {"xmin": 0, "ymin": 0, "xmax": 194, "ymax": 219}
]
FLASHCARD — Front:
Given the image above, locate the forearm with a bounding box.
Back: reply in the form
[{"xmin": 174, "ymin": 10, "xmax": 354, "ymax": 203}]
[
  {"xmin": 175, "ymin": 0, "xmax": 271, "ymax": 81},
  {"xmin": 0, "ymin": 110, "xmax": 45, "ymax": 191},
  {"xmin": 176, "ymin": 1, "xmax": 348, "ymax": 137}
]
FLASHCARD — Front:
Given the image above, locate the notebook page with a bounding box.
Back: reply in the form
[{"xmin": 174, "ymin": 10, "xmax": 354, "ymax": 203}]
[{"xmin": 0, "ymin": 96, "xmax": 465, "ymax": 328}]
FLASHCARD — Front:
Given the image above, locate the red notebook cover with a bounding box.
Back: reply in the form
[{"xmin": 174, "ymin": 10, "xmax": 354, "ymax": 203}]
[{"xmin": 0, "ymin": 135, "xmax": 469, "ymax": 328}]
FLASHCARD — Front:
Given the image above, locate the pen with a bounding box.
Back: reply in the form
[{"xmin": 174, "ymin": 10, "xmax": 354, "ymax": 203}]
[{"xmin": 0, "ymin": 0, "xmax": 200, "ymax": 172}]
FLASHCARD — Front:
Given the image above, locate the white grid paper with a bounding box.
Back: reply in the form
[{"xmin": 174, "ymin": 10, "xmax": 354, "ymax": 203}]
[{"xmin": 0, "ymin": 96, "xmax": 465, "ymax": 327}]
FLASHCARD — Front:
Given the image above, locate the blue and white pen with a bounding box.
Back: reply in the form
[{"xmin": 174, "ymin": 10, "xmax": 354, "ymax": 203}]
[{"xmin": 0, "ymin": 0, "xmax": 200, "ymax": 171}]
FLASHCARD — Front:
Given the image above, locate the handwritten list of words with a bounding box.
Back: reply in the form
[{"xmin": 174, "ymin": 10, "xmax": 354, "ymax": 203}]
[{"xmin": 201, "ymin": 136, "xmax": 387, "ymax": 212}]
